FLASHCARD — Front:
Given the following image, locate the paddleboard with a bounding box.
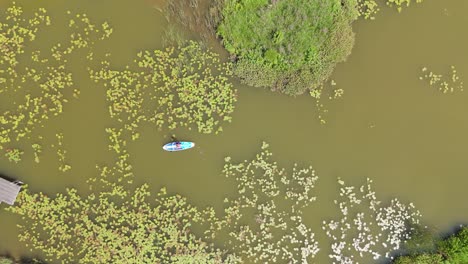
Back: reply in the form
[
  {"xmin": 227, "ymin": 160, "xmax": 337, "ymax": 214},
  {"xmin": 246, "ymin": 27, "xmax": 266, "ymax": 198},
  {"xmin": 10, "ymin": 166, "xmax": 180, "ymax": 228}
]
[{"xmin": 162, "ymin": 141, "xmax": 195, "ymax": 152}]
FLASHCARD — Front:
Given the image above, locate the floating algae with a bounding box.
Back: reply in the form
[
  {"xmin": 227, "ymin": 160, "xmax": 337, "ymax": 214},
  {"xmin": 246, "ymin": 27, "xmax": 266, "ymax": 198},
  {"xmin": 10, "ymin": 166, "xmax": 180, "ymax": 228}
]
[
  {"xmin": 420, "ymin": 66, "xmax": 464, "ymax": 94},
  {"xmin": 322, "ymin": 178, "xmax": 422, "ymax": 263},
  {"xmin": 0, "ymin": 3, "xmax": 112, "ymax": 163}
]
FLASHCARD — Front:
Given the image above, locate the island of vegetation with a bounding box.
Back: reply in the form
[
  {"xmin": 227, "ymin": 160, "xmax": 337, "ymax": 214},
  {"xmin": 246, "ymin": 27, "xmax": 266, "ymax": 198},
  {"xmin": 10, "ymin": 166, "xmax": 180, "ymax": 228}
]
[
  {"xmin": 210, "ymin": 0, "xmax": 424, "ymax": 95},
  {"xmin": 215, "ymin": 0, "xmax": 358, "ymax": 95}
]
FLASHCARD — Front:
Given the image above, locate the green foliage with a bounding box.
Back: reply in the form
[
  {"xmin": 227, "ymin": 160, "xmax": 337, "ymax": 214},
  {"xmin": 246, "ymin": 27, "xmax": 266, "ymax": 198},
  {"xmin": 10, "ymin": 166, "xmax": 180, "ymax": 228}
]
[
  {"xmin": 0, "ymin": 257, "xmax": 14, "ymax": 264},
  {"xmin": 394, "ymin": 253, "xmax": 443, "ymax": 264},
  {"xmin": 91, "ymin": 41, "xmax": 237, "ymax": 135},
  {"xmin": 216, "ymin": 0, "xmax": 358, "ymax": 95},
  {"xmin": 438, "ymin": 227, "xmax": 468, "ymax": 263},
  {"xmin": 394, "ymin": 226, "xmax": 468, "ymax": 264}
]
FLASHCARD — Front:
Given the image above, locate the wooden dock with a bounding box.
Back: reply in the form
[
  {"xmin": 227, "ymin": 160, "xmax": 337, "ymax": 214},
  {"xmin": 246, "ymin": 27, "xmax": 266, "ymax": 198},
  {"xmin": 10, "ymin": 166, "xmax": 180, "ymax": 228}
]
[{"xmin": 0, "ymin": 177, "xmax": 22, "ymax": 205}]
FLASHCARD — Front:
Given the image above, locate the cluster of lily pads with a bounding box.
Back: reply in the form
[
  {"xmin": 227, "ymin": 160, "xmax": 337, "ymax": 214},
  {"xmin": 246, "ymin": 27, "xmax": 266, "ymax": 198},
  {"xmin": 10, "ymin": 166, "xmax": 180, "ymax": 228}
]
[
  {"xmin": 217, "ymin": 142, "xmax": 320, "ymax": 263},
  {"xmin": 357, "ymin": 0, "xmax": 380, "ymax": 20},
  {"xmin": 31, "ymin": 143, "xmax": 42, "ymax": 163},
  {"xmin": 8, "ymin": 183, "xmax": 233, "ymax": 263},
  {"xmin": 357, "ymin": 0, "xmax": 424, "ymax": 19},
  {"xmin": 309, "ymin": 80, "xmax": 344, "ymax": 125},
  {"xmin": 8, "ymin": 139, "xmax": 425, "ymax": 263},
  {"xmin": 386, "ymin": 0, "xmax": 424, "ymax": 12},
  {"xmin": 91, "ymin": 41, "xmax": 237, "ymax": 136},
  {"xmin": 4, "ymin": 148, "xmax": 23, "ymax": 163},
  {"xmin": 0, "ymin": 3, "xmax": 112, "ymax": 163},
  {"xmin": 420, "ymin": 66, "xmax": 464, "ymax": 94},
  {"xmin": 53, "ymin": 133, "xmax": 71, "ymax": 172},
  {"xmin": 8, "ymin": 120, "xmax": 239, "ymax": 263},
  {"xmin": 322, "ymin": 178, "xmax": 422, "ymax": 263}
]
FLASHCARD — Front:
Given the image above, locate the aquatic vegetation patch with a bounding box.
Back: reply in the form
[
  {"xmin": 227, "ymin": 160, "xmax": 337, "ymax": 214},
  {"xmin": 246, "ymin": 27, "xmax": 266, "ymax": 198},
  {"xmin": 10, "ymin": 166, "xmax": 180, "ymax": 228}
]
[
  {"xmin": 322, "ymin": 178, "xmax": 422, "ymax": 263},
  {"xmin": 357, "ymin": 0, "xmax": 380, "ymax": 20},
  {"xmin": 91, "ymin": 41, "xmax": 237, "ymax": 135},
  {"xmin": 53, "ymin": 133, "xmax": 71, "ymax": 172},
  {"xmin": 9, "ymin": 125, "xmax": 233, "ymax": 262},
  {"xmin": 215, "ymin": 0, "xmax": 358, "ymax": 95},
  {"xmin": 31, "ymin": 143, "xmax": 42, "ymax": 163},
  {"xmin": 356, "ymin": 0, "xmax": 424, "ymax": 19},
  {"xmin": 4, "ymin": 148, "xmax": 23, "ymax": 163},
  {"xmin": 217, "ymin": 142, "xmax": 320, "ymax": 263},
  {"xmin": 386, "ymin": 0, "xmax": 424, "ymax": 13},
  {"xmin": 0, "ymin": 3, "xmax": 112, "ymax": 163},
  {"xmin": 8, "ymin": 184, "xmax": 234, "ymax": 264},
  {"xmin": 309, "ymin": 80, "xmax": 344, "ymax": 125},
  {"xmin": 7, "ymin": 138, "xmax": 429, "ymax": 263},
  {"xmin": 99, "ymin": 128, "xmax": 133, "ymax": 182},
  {"xmin": 92, "ymin": 64, "xmax": 146, "ymax": 137},
  {"xmin": 420, "ymin": 66, "xmax": 464, "ymax": 94}
]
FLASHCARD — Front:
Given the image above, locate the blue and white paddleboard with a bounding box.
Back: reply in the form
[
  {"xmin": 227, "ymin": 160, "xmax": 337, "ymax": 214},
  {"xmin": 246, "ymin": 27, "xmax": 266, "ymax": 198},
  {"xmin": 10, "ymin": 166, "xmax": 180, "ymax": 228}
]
[{"xmin": 162, "ymin": 141, "xmax": 195, "ymax": 152}]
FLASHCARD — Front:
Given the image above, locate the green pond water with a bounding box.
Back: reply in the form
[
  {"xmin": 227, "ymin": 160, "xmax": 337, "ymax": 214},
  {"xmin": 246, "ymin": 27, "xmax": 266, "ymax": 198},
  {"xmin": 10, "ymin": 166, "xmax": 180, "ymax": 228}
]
[{"xmin": 1, "ymin": 0, "xmax": 468, "ymax": 263}]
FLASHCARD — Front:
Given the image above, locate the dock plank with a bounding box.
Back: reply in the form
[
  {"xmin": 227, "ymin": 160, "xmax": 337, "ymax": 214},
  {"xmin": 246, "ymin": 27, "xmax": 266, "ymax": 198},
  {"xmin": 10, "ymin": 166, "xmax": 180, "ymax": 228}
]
[{"xmin": 0, "ymin": 177, "xmax": 21, "ymax": 205}]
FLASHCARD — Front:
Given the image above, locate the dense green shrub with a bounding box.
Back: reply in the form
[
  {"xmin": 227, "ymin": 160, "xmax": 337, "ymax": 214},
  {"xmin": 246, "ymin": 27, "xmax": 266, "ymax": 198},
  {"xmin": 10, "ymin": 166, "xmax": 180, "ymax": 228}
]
[
  {"xmin": 0, "ymin": 257, "xmax": 13, "ymax": 264},
  {"xmin": 394, "ymin": 253, "xmax": 443, "ymax": 264},
  {"xmin": 394, "ymin": 226, "xmax": 468, "ymax": 264},
  {"xmin": 438, "ymin": 227, "xmax": 468, "ymax": 263},
  {"xmin": 216, "ymin": 0, "xmax": 358, "ymax": 95}
]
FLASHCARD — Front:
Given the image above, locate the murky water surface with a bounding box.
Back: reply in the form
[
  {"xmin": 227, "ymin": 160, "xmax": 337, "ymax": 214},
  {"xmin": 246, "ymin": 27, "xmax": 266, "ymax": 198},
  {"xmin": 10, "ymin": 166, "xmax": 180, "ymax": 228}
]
[{"xmin": 1, "ymin": 0, "xmax": 468, "ymax": 263}]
